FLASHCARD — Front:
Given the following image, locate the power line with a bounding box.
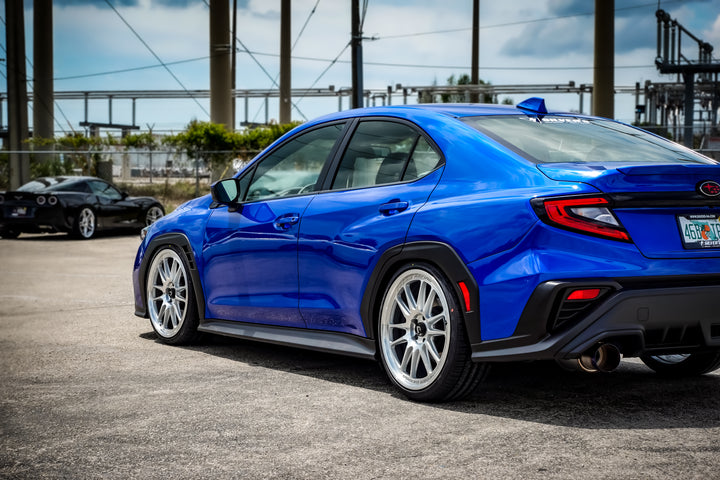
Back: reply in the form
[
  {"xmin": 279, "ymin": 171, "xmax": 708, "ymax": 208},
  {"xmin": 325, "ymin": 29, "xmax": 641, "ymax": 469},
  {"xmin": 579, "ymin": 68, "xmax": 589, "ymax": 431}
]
[
  {"xmin": 0, "ymin": 14, "xmax": 71, "ymax": 134},
  {"xmin": 295, "ymin": 42, "xmax": 351, "ymax": 106},
  {"xmin": 253, "ymin": 0, "xmax": 321, "ymax": 122},
  {"xmin": 373, "ymin": 0, "xmax": 692, "ymax": 41},
  {"xmin": 54, "ymin": 56, "xmax": 210, "ymax": 81},
  {"xmin": 103, "ymin": 0, "xmax": 209, "ymax": 117}
]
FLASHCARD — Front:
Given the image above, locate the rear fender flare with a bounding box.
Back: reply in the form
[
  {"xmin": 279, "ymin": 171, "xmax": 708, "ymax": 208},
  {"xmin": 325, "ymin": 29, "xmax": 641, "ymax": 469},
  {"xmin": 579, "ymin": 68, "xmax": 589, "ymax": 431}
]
[{"xmin": 361, "ymin": 241, "xmax": 481, "ymax": 346}]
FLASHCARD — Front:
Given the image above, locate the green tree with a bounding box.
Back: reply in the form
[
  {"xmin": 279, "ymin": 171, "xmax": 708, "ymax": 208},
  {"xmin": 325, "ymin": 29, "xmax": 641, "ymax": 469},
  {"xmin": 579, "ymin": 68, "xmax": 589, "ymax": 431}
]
[{"xmin": 443, "ymin": 74, "xmax": 494, "ymax": 103}]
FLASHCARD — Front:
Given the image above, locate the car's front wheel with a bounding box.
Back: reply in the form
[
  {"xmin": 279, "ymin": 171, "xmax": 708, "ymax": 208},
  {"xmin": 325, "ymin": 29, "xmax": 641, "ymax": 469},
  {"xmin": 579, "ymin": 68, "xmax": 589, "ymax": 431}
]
[
  {"xmin": 146, "ymin": 246, "xmax": 199, "ymax": 345},
  {"xmin": 73, "ymin": 207, "xmax": 96, "ymax": 239},
  {"xmin": 640, "ymin": 352, "xmax": 720, "ymax": 377},
  {"xmin": 378, "ymin": 263, "xmax": 489, "ymax": 402}
]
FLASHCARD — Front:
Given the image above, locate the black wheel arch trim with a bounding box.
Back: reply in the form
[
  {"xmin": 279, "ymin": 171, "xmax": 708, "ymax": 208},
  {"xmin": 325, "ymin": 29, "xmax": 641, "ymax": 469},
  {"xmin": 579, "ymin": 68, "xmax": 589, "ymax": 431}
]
[
  {"xmin": 136, "ymin": 232, "xmax": 205, "ymax": 320},
  {"xmin": 360, "ymin": 241, "xmax": 481, "ymax": 345}
]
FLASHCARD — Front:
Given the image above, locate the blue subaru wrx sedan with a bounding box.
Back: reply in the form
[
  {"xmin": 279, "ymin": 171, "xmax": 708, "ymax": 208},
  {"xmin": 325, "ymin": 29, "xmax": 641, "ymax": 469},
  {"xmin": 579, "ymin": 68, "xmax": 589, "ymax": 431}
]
[{"xmin": 132, "ymin": 98, "xmax": 720, "ymax": 401}]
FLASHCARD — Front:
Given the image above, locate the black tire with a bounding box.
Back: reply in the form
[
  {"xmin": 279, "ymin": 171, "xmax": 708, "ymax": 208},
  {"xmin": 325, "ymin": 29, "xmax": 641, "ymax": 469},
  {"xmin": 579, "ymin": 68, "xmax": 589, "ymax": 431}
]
[
  {"xmin": 145, "ymin": 245, "xmax": 200, "ymax": 345},
  {"xmin": 72, "ymin": 206, "xmax": 96, "ymax": 239},
  {"xmin": 0, "ymin": 230, "xmax": 20, "ymax": 239},
  {"xmin": 640, "ymin": 352, "xmax": 720, "ymax": 377},
  {"xmin": 377, "ymin": 262, "xmax": 490, "ymax": 402}
]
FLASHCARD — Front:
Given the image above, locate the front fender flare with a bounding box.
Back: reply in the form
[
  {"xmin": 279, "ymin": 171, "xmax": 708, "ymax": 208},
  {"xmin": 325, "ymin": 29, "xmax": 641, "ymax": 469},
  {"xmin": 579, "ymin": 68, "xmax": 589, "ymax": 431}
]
[{"xmin": 135, "ymin": 232, "xmax": 205, "ymax": 321}]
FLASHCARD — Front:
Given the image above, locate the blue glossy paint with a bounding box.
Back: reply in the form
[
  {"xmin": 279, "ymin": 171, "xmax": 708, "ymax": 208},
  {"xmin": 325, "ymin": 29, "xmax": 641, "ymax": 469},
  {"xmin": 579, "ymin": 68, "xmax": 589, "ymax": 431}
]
[
  {"xmin": 132, "ymin": 101, "xmax": 720, "ymax": 358},
  {"xmin": 202, "ymin": 196, "xmax": 314, "ymax": 327}
]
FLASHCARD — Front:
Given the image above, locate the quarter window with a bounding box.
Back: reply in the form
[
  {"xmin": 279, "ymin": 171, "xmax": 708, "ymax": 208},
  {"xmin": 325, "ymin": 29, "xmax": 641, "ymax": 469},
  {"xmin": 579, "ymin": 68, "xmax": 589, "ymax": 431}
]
[{"xmin": 245, "ymin": 123, "xmax": 345, "ymax": 202}]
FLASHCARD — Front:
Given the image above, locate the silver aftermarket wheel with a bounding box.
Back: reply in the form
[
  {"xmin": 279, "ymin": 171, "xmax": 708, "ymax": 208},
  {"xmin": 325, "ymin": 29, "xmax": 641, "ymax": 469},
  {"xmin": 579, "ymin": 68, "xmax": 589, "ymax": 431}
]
[
  {"xmin": 146, "ymin": 247, "xmax": 195, "ymax": 342},
  {"xmin": 379, "ymin": 267, "xmax": 451, "ymax": 392}
]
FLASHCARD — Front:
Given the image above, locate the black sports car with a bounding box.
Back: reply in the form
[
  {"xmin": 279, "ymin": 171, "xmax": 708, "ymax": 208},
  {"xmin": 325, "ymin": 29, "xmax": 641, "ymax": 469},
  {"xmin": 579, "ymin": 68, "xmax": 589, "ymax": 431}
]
[{"xmin": 0, "ymin": 176, "xmax": 164, "ymax": 239}]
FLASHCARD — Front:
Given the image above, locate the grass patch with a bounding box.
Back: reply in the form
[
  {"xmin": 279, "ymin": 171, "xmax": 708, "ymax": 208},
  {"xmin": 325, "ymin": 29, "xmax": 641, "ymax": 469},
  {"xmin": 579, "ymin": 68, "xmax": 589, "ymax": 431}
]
[{"xmin": 118, "ymin": 180, "xmax": 209, "ymax": 212}]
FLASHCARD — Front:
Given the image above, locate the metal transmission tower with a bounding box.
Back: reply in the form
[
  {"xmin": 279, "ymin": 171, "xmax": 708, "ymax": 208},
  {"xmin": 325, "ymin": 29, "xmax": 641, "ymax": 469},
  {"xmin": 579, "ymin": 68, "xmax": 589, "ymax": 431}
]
[{"xmin": 655, "ymin": 9, "xmax": 720, "ymax": 148}]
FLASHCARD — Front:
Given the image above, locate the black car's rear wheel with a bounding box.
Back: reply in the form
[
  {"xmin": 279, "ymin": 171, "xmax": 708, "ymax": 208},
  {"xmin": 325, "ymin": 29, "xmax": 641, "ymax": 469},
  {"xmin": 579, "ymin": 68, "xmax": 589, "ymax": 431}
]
[
  {"xmin": 640, "ymin": 352, "xmax": 720, "ymax": 377},
  {"xmin": 378, "ymin": 263, "xmax": 489, "ymax": 402},
  {"xmin": 73, "ymin": 207, "xmax": 96, "ymax": 239},
  {"xmin": 146, "ymin": 246, "xmax": 199, "ymax": 345}
]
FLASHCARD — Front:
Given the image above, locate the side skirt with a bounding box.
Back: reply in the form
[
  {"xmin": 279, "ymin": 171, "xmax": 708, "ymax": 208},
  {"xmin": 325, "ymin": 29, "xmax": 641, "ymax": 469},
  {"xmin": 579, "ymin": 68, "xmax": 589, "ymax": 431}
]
[{"xmin": 198, "ymin": 319, "xmax": 377, "ymax": 360}]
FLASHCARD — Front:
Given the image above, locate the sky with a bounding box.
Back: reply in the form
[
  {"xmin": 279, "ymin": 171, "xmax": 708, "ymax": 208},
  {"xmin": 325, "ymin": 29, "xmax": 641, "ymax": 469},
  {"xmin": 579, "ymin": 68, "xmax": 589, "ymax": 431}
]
[{"xmin": 2, "ymin": 0, "xmax": 720, "ymax": 134}]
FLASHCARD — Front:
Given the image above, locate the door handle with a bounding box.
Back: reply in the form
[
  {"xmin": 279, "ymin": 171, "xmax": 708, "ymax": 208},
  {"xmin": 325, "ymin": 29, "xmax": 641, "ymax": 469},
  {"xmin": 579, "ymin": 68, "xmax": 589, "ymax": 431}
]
[
  {"xmin": 273, "ymin": 214, "xmax": 300, "ymax": 230},
  {"xmin": 378, "ymin": 201, "xmax": 409, "ymax": 216}
]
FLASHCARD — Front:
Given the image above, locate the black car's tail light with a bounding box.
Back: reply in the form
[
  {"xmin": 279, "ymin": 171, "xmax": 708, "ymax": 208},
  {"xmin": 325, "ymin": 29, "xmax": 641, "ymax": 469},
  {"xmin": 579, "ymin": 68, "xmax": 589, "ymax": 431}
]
[
  {"xmin": 36, "ymin": 195, "xmax": 47, "ymax": 206},
  {"xmin": 48, "ymin": 196, "xmax": 58, "ymax": 206},
  {"xmin": 532, "ymin": 196, "xmax": 632, "ymax": 242}
]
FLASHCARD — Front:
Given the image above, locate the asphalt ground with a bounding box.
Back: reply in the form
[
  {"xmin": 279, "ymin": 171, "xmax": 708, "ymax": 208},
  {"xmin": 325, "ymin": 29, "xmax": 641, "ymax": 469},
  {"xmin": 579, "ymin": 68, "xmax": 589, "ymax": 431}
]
[{"xmin": 1, "ymin": 233, "xmax": 719, "ymax": 479}]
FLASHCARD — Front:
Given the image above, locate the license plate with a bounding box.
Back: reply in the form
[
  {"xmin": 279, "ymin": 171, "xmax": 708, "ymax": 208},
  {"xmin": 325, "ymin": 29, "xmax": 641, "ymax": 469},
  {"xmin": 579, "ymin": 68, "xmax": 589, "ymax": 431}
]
[
  {"xmin": 10, "ymin": 206, "xmax": 28, "ymax": 217},
  {"xmin": 677, "ymin": 214, "xmax": 720, "ymax": 249}
]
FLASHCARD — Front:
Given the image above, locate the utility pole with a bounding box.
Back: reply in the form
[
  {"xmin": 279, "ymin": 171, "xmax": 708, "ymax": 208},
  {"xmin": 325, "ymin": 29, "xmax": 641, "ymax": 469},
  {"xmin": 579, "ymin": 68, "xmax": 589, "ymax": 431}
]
[
  {"xmin": 231, "ymin": 0, "xmax": 237, "ymax": 130},
  {"xmin": 592, "ymin": 0, "xmax": 614, "ymax": 119},
  {"xmin": 470, "ymin": 0, "xmax": 480, "ymax": 103},
  {"xmin": 209, "ymin": 0, "xmax": 232, "ymax": 128},
  {"xmin": 351, "ymin": 0, "xmax": 364, "ymax": 109},
  {"xmin": 6, "ymin": 0, "xmax": 30, "ymax": 189},
  {"xmin": 33, "ymin": 0, "xmax": 54, "ymax": 145},
  {"xmin": 279, "ymin": 0, "xmax": 291, "ymax": 124}
]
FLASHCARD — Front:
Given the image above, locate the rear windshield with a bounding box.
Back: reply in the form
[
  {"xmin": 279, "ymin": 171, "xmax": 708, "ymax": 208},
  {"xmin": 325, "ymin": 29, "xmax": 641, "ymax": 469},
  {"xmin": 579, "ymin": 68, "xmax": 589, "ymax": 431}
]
[
  {"xmin": 462, "ymin": 115, "xmax": 717, "ymax": 165},
  {"xmin": 17, "ymin": 177, "xmax": 82, "ymax": 192}
]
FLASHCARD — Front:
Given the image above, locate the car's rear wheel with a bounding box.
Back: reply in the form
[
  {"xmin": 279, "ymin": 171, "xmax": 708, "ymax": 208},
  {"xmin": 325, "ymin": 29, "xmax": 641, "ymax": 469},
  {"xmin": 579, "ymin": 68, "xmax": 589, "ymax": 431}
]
[
  {"xmin": 378, "ymin": 263, "xmax": 489, "ymax": 402},
  {"xmin": 73, "ymin": 207, "xmax": 96, "ymax": 239},
  {"xmin": 640, "ymin": 352, "xmax": 720, "ymax": 377},
  {"xmin": 146, "ymin": 246, "xmax": 199, "ymax": 345},
  {"xmin": 145, "ymin": 205, "xmax": 164, "ymax": 226}
]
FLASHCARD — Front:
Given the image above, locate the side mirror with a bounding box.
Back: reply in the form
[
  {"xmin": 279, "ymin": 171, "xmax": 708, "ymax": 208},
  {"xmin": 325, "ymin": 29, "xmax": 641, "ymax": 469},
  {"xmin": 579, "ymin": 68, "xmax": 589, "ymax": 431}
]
[{"xmin": 211, "ymin": 178, "xmax": 242, "ymax": 211}]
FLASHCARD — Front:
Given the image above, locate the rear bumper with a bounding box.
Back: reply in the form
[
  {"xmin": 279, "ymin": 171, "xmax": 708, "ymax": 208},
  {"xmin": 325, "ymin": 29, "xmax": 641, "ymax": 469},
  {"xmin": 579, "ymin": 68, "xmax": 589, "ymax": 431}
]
[
  {"xmin": 1, "ymin": 208, "xmax": 72, "ymax": 233},
  {"xmin": 471, "ymin": 278, "xmax": 720, "ymax": 362}
]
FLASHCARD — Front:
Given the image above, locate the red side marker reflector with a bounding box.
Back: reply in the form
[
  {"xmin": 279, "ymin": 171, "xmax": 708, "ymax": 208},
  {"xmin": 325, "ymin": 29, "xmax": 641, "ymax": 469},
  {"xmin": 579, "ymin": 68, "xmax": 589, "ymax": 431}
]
[
  {"xmin": 566, "ymin": 288, "xmax": 601, "ymax": 301},
  {"xmin": 458, "ymin": 282, "xmax": 471, "ymax": 312}
]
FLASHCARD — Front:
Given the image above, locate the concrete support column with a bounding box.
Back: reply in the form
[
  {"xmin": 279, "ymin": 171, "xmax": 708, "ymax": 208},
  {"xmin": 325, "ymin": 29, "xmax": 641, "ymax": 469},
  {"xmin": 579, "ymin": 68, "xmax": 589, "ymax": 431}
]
[
  {"xmin": 279, "ymin": 0, "xmax": 291, "ymax": 124},
  {"xmin": 33, "ymin": 0, "xmax": 54, "ymax": 144},
  {"xmin": 209, "ymin": 0, "xmax": 232, "ymax": 128},
  {"xmin": 6, "ymin": 0, "xmax": 30, "ymax": 188},
  {"xmin": 592, "ymin": 0, "xmax": 614, "ymax": 119}
]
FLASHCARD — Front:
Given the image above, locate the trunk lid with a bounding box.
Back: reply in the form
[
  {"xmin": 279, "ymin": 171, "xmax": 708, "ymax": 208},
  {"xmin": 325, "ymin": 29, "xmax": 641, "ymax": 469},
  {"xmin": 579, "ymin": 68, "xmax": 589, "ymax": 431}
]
[{"xmin": 538, "ymin": 163, "xmax": 720, "ymax": 259}]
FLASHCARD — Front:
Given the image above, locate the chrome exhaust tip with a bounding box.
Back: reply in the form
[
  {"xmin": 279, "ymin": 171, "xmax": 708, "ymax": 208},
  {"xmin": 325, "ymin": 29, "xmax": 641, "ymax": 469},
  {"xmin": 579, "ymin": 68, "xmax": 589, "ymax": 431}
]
[{"xmin": 578, "ymin": 343, "xmax": 622, "ymax": 373}]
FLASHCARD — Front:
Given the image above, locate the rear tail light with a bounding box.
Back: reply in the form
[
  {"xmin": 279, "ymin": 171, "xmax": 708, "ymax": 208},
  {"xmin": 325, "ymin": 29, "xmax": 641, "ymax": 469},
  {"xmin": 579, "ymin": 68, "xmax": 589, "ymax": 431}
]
[
  {"xmin": 532, "ymin": 196, "xmax": 631, "ymax": 242},
  {"xmin": 36, "ymin": 195, "xmax": 46, "ymax": 206},
  {"xmin": 48, "ymin": 196, "xmax": 58, "ymax": 206}
]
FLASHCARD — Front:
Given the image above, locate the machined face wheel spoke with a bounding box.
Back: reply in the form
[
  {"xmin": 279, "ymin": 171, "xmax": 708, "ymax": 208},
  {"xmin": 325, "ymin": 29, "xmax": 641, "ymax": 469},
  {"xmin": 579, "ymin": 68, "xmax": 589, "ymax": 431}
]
[
  {"xmin": 380, "ymin": 268, "xmax": 452, "ymax": 391},
  {"xmin": 147, "ymin": 249, "xmax": 190, "ymax": 339}
]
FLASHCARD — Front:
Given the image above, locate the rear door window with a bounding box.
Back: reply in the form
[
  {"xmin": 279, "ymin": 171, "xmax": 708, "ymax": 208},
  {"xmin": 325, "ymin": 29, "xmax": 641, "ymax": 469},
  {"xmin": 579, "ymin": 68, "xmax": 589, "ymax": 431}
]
[{"xmin": 331, "ymin": 120, "xmax": 442, "ymax": 190}]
